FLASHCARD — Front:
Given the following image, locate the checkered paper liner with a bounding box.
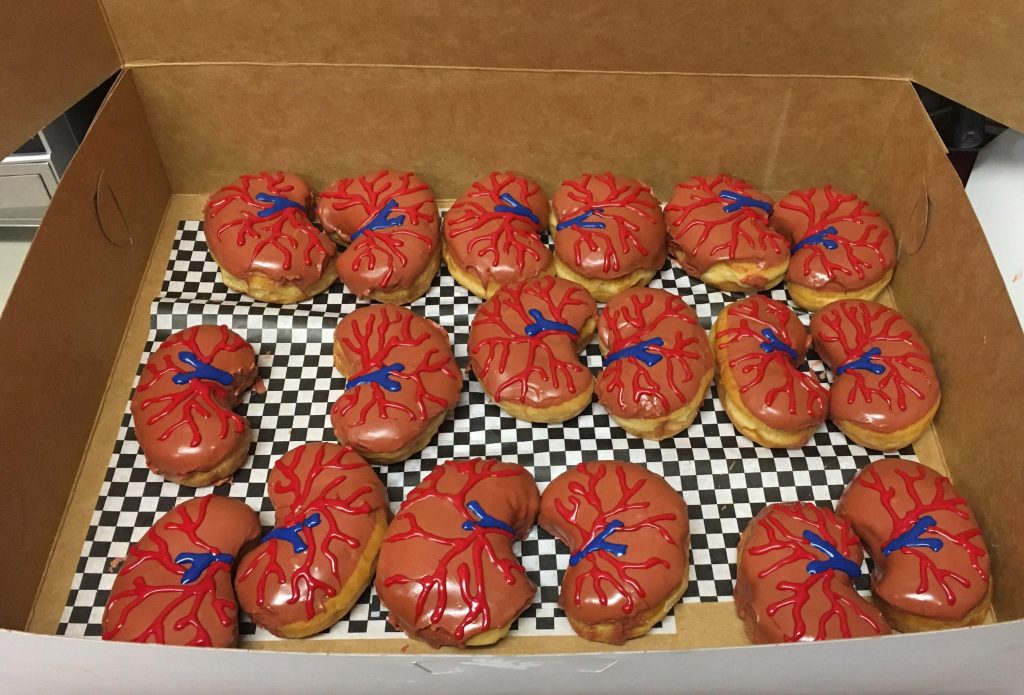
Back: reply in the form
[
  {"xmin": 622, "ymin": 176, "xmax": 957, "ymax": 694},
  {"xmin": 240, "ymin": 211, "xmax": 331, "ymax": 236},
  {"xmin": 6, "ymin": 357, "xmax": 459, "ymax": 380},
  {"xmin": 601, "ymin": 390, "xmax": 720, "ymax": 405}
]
[{"xmin": 58, "ymin": 218, "xmax": 915, "ymax": 641}]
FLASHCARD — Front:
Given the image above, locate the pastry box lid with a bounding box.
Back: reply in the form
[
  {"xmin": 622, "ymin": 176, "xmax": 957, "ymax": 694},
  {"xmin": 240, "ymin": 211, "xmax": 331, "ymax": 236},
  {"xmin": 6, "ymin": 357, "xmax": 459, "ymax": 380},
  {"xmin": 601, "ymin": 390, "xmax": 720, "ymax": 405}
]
[{"xmin": 2, "ymin": 0, "xmax": 1023, "ymax": 160}]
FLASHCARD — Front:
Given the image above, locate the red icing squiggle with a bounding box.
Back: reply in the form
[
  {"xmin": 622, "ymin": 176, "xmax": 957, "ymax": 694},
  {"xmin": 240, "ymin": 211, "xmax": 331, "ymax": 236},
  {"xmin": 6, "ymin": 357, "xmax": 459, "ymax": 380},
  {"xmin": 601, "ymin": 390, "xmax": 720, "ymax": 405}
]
[
  {"xmin": 331, "ymin": 305, "xmax": 461, "ymax": 458},
  {"xmin": 204, "ymin": 172, "xmax": 334, "ymax": 289},
  {"xmin": 469, "ymin": 275, "xmax": 596, "ymax": 410},
  {"xmin": 664, "ymin": 175, "xmax": 787, "ymax": 285},
  {"xmin": 318, "ymin": 170, "xmax": 439, "ymax": 297},
  {"xmin": 131, "ymin": 325, "xmax": 257, "ymax": 481},
  {"xmin": 137, "ymin": 327, "xmax": 248, "ymax": 446},
  {"xmin": 774, "ymin": 186, "xmax": 895, "ymax": 292},
  {"xmin": 715, "ymin": 296, "xmax": 828, "ymax": 431},
  {"xmin": 735, "ymin": 502, "xmax": 889, "ymax": 643},
  {"xmin": 234, "ymin": 443, "xmax": 389, "ymax": 634},
  {"xmin": 102, "ymin": 495, "xmax": 259, "ymax": 647},
  {"xmin": 838, "ymin": 459, "xmax": 989, "ymax": 623},
  {"xmin": 552, "ymin": 173, "xmax": 666, "ymax": 279},
  {"xmin": 810, "ymin": 299, "xmax": 939, "ymax": 434},
  {"xmin": 375, "ymin": 459, "xmax": 539, "ymax": 647},
  {"xmin": 553, "ymin": 462, "xmax": 682, "ymax": 614},
  {"xmin": 597, "ymin": 288, "xmax": 713, "ymax": 420},
  {"xmin": 443, "ymin": 172, "xmax": 550, "ymax": 291}
]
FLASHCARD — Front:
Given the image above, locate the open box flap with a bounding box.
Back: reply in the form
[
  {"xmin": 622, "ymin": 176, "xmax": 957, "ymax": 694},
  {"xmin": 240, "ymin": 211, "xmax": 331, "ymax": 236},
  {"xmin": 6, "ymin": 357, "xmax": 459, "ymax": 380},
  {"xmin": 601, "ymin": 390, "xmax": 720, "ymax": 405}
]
[
  {"xmin": 98, "ymin": 0, "xmax": 935, "ymax": 76},
  {"xmin": 4, "ymin": 1, "xmax": 1021, "ymax": 160},
  {"xmin": 913, "ymin": 0, "xmax": 1024, "ymax": 133},
  {"xmin": 0, "ymin": 0, "xmax": 120, "ymax": 159},
  {"xmin": 98, "ymin": 0, "xmax": 1023, "ymax": 131}
]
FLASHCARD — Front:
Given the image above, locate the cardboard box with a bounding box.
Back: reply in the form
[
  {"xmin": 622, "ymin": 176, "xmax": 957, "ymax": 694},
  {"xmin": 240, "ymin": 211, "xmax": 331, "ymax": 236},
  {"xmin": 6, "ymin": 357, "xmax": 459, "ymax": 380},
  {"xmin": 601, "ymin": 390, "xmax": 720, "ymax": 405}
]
[{"xmin": 2, "ymin": 1, "xmax": 1023, "ymax": 691}]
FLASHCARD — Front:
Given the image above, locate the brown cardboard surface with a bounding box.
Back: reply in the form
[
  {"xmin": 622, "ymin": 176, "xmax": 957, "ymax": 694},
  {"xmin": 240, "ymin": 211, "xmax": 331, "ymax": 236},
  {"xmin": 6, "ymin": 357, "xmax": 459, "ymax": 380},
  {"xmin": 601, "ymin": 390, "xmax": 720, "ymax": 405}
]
[
  {"xmin": 100, "ymin": 0, "xmax": 937, "ymax": 79},
  {"xmin": 0, "ymin": 0, "xmax": 120, "ymax": 159},
  {"xmin": 25, "ymin": 195, "xmax": 199, "ymax": 635},
  {"xmin": 915, "ymin": 0, "xmax": 1024, "ymax": 134},
  {"xmin": 872, "ymin": 83, "xmax": 1024, "ymax": 622},
  {"xmin": 130, "ymin": 65, "xmax": 903, "ymax": 199},
  {"xmin": 0, "ymin": 72, "xmax": 170, "ymax": 630}
]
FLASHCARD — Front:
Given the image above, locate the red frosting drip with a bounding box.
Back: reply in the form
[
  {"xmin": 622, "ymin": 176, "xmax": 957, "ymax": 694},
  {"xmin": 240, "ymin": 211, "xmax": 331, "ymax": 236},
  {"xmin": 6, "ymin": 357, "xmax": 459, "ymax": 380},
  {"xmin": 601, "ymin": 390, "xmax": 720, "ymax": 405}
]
[
  {"xmin": 443, "ymin": 172, "xmax": 549, "ymax": 287},
  {"xmin": 554, "ymin": 463, "xmax": 677, "ymax": 613},
  {"xmin": 136, "ymin": 326, "xmax": 250, "ymax": 448},
  {"xmin": 854, "ymin": 465, "xmax": 987, "ymax": 601},
  {"xmin": 206, "ymin": 172, "xmax": 331, "ymax": 276},
  {"xmin": 236, "ymin": 445, "xmax": 381, "ymax": 620},
  {"xmin": 469, "ymin": 276, "xmax": 595, "ymax": 407},
  {"xmin": 716, "ymin": 297, "xmax": 828, "ymax": 425},
  {"xmin": 380, "ymin": 459, "xmax": 534, "ymax": 641},
  {"xmin": 747, "ymin": 503, "xmax": 884, "ymax": 641},
  {"xmin": 319, "ymin": 170, "xmax": 438, "ymax": 294},
  {"xmin": 777, "ymin": 186, "xmax": 894, "ymax": 290}
]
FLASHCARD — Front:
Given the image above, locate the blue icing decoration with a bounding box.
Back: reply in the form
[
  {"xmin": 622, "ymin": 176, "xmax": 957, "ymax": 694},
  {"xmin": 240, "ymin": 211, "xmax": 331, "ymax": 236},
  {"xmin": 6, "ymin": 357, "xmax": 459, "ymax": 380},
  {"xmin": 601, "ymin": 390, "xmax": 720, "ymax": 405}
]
[
  {"xmin": 174, "ymin": 551, "xmax": 234, "ymax": 585},
  {"xmin": 262, "ymin": 512, "xmax": 323, "ymax": 554},
  {"xmin": 171, "ymin": 351, "xmax": 235, "ymax": 387},
  {"xmin": 802, "ymin": 530, "xmax": 862, "ymax": 578},
  {"xmin": 254, "ymin": 192, "xmax": 306, "ymax": 218},
  {"xmin": 523, "ymin": 308, "xmax": 578, "ymax": 338},
  {"xmin": 493, "ymin": 193, "xmax": 541, "ymax": 225},
  {"xmin": 758, "ymin": 328, "xmax": 798, "ymax": 361},
  {"xmin": 791, "ymin": 225, "xmax": 840, "ymax": 254},
  {"xmin": 882, "ymin": 515, "xmax": 943, "ymax": 556},
  {"xmin": 461, "ymin": 500, "xmax": 516, "ymax": 535},
  {"xmin": 835, "ymin": 346, "xmax": 885, "ymax": 376},
  {"xmin": 719, "ymin": 189, "xmax": 773, "ymax": 215},
  {"xmin": 350, "ymin": 199, "xmax": 406, "ymax": 241},
  {"xmin": 346, "ymin": 363, "xmax": 405, "ymax": 392},
  {"xmin": 556, "ymin": 207, "xmax": 606, "ymax": 231},
  {"xmin": 569, "ymin": 519, "xmax": 628, "ymax": 567},
  {"xmin": 604, "ymin": 337, "xmax": 665, "ymax": 367}
]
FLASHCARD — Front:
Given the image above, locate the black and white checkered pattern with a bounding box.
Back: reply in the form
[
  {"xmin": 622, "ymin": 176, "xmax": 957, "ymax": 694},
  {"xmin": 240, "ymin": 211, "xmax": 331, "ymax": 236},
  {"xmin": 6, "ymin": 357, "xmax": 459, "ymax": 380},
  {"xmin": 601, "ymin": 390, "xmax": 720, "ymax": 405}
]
[{"xmin": 58, "ymin": 218, "xmax": 914, "ymax": 640}]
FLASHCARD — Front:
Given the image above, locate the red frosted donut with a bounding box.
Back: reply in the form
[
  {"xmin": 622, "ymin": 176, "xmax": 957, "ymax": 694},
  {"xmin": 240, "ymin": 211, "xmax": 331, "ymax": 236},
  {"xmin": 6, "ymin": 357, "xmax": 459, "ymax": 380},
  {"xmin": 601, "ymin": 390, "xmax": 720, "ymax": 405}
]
[
  {"xmin": 539, "ymin": 460, "xmax": 689, "ymax": 644},
  {"xmin": 468, "ymin": 275, "xmax": 596, "ymax": 423},
  {"xmin": 443, "ymin": 171, "xmax": 552, "ymax": 298},
  {"xmin": 331, "ymin": 304, "xmax": 462, "ymax": 463},
  {"xmin": 810, "ymin": 299, "xmax": 940, "ymax": 451},
  {"xmin": 772, "ymin": 185, "xmax": 896, "ymax": 311},
  {"xmin": 596, "ymin": 288, "xmax": 713, "ymax": 439},
  {"xmin": 375, "ymin": 458, "xmax": 539, "ymax": 648},
  {"xmin": 734, "ymin": 501, "xmax": 890, "ymax": 644},
  {"xmin": 550, "ymin": 172, "xmax": 667, "ymax": 302},
  {"xmin": 837, "ymin": 459, "xmax": 991, "ymax": 632},
  {"xmin": 665, "ymin": 174, "xmax": 789, "ymax": 292},
  {"xmin": 203, "ymin": 172, "xmax": 337, "ymax": 303},
  {"xmin": 131, "ymin": 325, "xmax": 258, "ymax": 487},
  {"xmin": 102, "ymin": 495, "xmax": 260, "ymax": 647},
  {"xmin": 234, "ymin": 443, "xmax": 390, "ymax": 638},
  {"xmin": 317, "ymin": 170, "xmax": 440, "ymax": 304},
  {"xmin": 711, "ymin": 296, "xmax": 829, "ymax": 448}
]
